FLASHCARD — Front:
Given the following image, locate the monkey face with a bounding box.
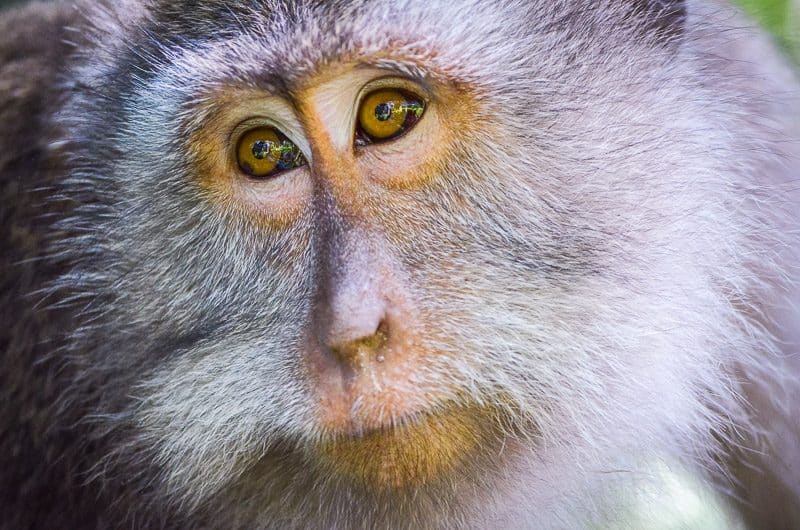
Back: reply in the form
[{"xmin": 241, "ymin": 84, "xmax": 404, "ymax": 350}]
[
  {"xmin": 55, "ymin": 0, "xmax": 777, "ymax": 524},
  {"xmin": 120, "ymin": 61, "xmax": 525, "ymax": 497}
]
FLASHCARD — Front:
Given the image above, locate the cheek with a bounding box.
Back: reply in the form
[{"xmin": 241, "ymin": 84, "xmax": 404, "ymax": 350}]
[
  {"xmin": 126, "ymin": 244, "xmax": 320, "ymax": 500},
  {"xmin": 132, "ymin": 333, "xmax": 312, "ymax": 501},
  {"xmin": 361, "ymin": 175, "xmax": 594, "ymax": 362}
]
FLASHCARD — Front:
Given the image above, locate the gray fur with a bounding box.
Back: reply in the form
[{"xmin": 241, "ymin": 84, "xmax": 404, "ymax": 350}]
[{"xmin": 1, "ymin": 0, "xmax": 799, "ymax": 528}]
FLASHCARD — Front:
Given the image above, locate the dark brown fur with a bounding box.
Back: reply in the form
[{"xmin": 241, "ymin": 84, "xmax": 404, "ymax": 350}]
[{"xmin": 0, "ymin": 3, "xmax": 107, "ymax": 528}]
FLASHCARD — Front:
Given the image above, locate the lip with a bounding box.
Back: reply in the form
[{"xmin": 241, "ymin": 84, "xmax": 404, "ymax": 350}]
[
  {"xmin": 313, "ymin": 403, "xmax": 503, "ymax": 490},
  {"xmin": 329, "ymin": 405, "xmax": 439, "ymax": 441},
  {"xmin": 305, "ymin": 335, "xmax": 434, "ymax": 437}
]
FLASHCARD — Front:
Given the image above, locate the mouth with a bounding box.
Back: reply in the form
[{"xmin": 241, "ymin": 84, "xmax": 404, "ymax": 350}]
[
  {"xmin": 313, "ymin": 403, "xmax": 509, "ymax": 490},
  {"xmin": 303, "ymin": 338, "xmax": 519, "ymax": 489}
]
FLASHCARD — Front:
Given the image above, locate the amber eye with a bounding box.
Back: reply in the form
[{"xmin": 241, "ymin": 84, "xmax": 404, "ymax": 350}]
[
  {"xmin": 356, "ymin": 88, "xmax": 425, "ymax": 145},
  {"xmin": 236, "ymin": 126, "xmax": 307, "ymax": 178}
]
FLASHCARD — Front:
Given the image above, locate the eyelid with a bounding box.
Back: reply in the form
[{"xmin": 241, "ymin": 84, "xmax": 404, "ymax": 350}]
[{"xmin": 353, "ymin": 75, "xmax": 432, "ymax": 111}]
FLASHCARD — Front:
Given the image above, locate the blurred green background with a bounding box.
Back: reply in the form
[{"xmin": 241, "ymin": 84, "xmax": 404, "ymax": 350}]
[
  {"xmin": 738, "ymin": 0, "xmax": 799, "ymax": 56},
  {"xmin": 738, "ymin": 0, "xmax": 792, "ymax": 31}
]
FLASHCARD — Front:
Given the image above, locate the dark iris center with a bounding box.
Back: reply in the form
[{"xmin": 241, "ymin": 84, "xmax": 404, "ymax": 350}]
[
  {"xmin": 375, "ymin": 102, "xmax": 394, "ymax": 121},
  {"xmin": 252, "ymin": 140, "xmax": 274, "ymax": 160}
]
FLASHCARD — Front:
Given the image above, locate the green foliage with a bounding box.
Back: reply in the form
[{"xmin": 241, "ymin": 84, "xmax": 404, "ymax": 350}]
[
  {"xmin": 735, "ymin": 0, "xmax": 799, "ymax": 57},
  {"xmin": 737, "ymin": 0, "xmax": 790, "ymax": 31}
]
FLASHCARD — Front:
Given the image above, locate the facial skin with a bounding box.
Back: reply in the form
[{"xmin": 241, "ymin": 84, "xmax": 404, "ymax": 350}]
[{"xmin": 0, "ymin": 0, "xmax": 798, "ymax": 528}]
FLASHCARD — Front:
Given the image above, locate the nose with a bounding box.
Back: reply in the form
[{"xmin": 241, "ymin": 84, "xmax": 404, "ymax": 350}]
[
  {"xmin": 324, "ymin": 267, "xmax": 392, "ymax": 370},
  {"xmin": 328, "ymin": 318, "xmax": 390, "ymax": 369}
]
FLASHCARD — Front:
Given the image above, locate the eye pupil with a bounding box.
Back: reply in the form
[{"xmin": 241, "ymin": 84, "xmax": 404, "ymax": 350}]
[
  {"xmin": 375, "ymin": 102, "xmax": 394, "ymax": 122},
  {"xmin": 251, "ymin": 140, "xmax": 274, "ymax": 160}
]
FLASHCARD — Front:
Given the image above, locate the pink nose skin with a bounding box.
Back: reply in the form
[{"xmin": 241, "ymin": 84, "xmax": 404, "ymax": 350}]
[
  {"xmin": 324, "ymin": 256, "xmax": 392, "ymax": 371},
  {"xmin": 309, "ymin": 236, "xmax": 429, "ymax": 434}
]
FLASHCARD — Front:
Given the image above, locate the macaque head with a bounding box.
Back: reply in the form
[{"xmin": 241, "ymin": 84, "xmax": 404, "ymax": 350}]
[{"xmin": 57, "ymin": 0, "xmax": 778, "ymax": 525}]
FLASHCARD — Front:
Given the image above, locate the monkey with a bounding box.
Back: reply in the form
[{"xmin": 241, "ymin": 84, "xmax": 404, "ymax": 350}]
[{"xmin": 0, "ymin": 0, "xmax": 798, "ymax": 528}]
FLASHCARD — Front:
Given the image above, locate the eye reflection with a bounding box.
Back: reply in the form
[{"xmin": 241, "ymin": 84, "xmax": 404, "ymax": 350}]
[
  {"xmin": 236, "ymin": 126, "xmax": 307, "ymax": 179},
  {"xmin": 356, "ymin": 88, "xmax": 425, "ymax": 145}
]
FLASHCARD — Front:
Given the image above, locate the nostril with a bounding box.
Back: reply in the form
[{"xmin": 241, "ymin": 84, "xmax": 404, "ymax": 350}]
[
  {"xmin": 375, "ymin": 319, "xmax": 389, "ymax": 344},
  {"xmin": 328, "ymin": 318, "xmax": 390, "ymax": 369}
]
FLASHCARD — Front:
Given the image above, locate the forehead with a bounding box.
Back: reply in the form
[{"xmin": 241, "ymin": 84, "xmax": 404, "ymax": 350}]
[
  {"xmin": 135, "ymin": 0, "xmax": 528, "ymax": 89},
  {"xmin": 150, "ymin": 0, "xmax": 493, "ymax": 39}
]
